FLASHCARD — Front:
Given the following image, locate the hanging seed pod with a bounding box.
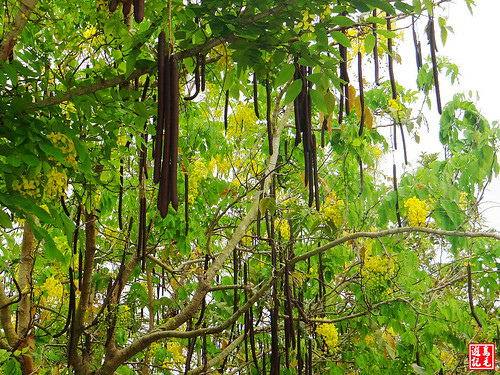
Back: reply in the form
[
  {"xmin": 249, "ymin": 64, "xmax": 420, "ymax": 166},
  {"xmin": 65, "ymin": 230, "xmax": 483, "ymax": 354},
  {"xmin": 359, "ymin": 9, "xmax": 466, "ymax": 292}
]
[
  {"xmin": 467, "ymin": 262, "xmax": 482, "ymax": 327},
  {"xmin": 265, "ymin": 77, "xmax": 273, "ymax": 155},
  {"xmin": 358, "ymin": 51, "xmax": 365, "ymax": 136},
  {"xmin": 427, "ymin": 15, "xmax": 442, "ymax": 114},
  {"xmin": 184, "ymin": 173, "xmax": 189, "ymax": 235},
  {"xmin": 109, "ymin": 0, "xmax": 118, "ymax": 12},
  {"xmin": 253, "ymin": 72, "xmax": 260, "ymax": 118},
  {"xmin": 224, "ymin": 89, "xmax": 229, "ymax": 133},
  {"xmin": 200, "ymin": 54, "xmax": 206, "ymax": 92},
  {"xmin": 393, "ymin": 164, "xmax": 402, "ymax": 227},
  {"xmin": 359, "ymin": 157, "xmax": 364, "ymax": 195},
  {"xmin": 168, "ymin": 53, "xmax": 180, "ymax": 211},
  {"xmin": 157, "ymin": 52, "xmax": 172, "ymax": 217},
  {"xmin": 372, "ymin": 10, "xmax": 380, "ymax": 85},
  {"xmin": 412, "ymin": 16, "xmax": 423, "ymax": 71},
  {"xmin": 133, "ymin": 0, "xmax": 144, "ymax": 23},
  {"xmin": 184, "ymin": 55, "xmax": 200, "ymax": 101},
  {"xmin": 122, "ymin": 0, "xmax": 132, "ymax": 16},
  {"xmin": 387, "ymin": 16, "xmax": 398, "ymax": 150},
  {"xmin": 154, "ymin": 31, "xmax": 166, "ymax": 184}
]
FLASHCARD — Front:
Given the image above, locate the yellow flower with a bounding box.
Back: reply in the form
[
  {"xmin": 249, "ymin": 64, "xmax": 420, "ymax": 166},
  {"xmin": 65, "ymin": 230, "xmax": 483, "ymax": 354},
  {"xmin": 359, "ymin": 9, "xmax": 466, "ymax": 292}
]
[
  {"xmin": 362, "ymin": 254, "xmax": 395, "ymax": 296},
  {"xmin": 321, "ymin": 192, "xmax": 345, "ymax": 228},
  {"xmin": 316, "ymin": 322, "xmax": 339, "ymax": 349},
  {"xmin": 404, "ymin": 196, "xmax": 428, "ymax": 226},
  {"xmin": 458, "ymin": 191, "xmax": 468, "ymax": 210},
  {"xmin": 276, "ymin": 218, "xmax": 290, "ymax": 240},
  {"xmin": 41, "ymin": 276, "xmax": 64, "ymax": 303},
  {"xmin": 13, "ymin": 175, "xmax": 41, "ymax": 198},
  {"xmin": 45, "ymin": 168, "xmax": 68, "ymax": 199}
]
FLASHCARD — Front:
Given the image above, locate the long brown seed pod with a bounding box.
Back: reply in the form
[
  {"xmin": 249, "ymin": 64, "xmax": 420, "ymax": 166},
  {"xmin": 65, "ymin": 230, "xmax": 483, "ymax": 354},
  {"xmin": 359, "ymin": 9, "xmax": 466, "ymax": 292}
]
[
  {"xmin": 293, "ymin": 59, "xmax": 302, "ymax": 145},
  {"xmin": 412, "ymin": 16, "xmax": 422, "ymax": 71},
  {"xmin": 109, "ymin": 0, "xmax": 118, "ymax": 12},
  {"xmin": 133, "ymin": 0, "xmax": 144, "ymax": 23},
  {"xmin": 372, "ymin": 10, "xmax": 379, "ymax": 85},
  {"xmin": 184, "ymin": 173, "xmax": 189, "ymax": 235},
  {"xmin": 387, "ymin": 17, "xmax": 397, "ymax": 101},
  {"xmin": 266, "ymin": 77, "xmax": 273, "ymax": 155},
  {"xmin": 253, "ymin": 72, "xmax": 260, "ymax": 119},
  {"xmin": 154, "ymin": 31, "xmax": 166, "ymax": 184},
  {"xmin": 359, "ymin": 156, "xmax": 364, "ymax": 195},
  {"xmin": 224, "ymin": 89, "xmax": 229, "ymax": 133},
  {"xmin": 73, "ymin": 204, "xmax": 81, "ymax": 255},
  {"xmin": 387, "ymin": 16, "xmax": 398, "ymax": 150},
  {"xmin": 200, "ymin": 54, "xmax": 206, "ymax": 92},
  {"xmin": 358, "ymin": 51, "xmax": 365, "ymax": 136},
  {"xmin": 312, "ymin": 136, "xmax": 319, "ymax": 211},
  {"xmin": 393, "ymin": 164, "xmax": 402, "ymax": 227},
  {"xmin": 428, "ymin": 15, "xmax": 442, "ymax": 114},
  {"xmin": 158, "ymin": 52, "xmax": 173, "ymax": 217},
  {"xmin": 184, "ymin": 55, "xmax": 200, "ymax": 101},
  {"xmin": 53, "ymin": 267, "xmax": 76, "ymax": 339},
  {"xmin": 122, "ymin": 0, "xmax": 132, "ymax": 16},
  {"xmin": 118, "ymin": 163, "xmax": 124, "ymax": 230},
  {"xmin": 467, "ymin": 262, "xmax": 483, "ymax": 327},
  {"xmin": 168, "ymin": 53, "xmax": 180, "ymax": 211}
]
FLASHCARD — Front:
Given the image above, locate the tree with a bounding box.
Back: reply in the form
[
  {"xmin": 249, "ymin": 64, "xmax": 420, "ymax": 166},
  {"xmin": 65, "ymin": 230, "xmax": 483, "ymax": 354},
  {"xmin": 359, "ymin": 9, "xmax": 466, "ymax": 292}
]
[{"xmin": 0, "ymin": 0, "xmax": 498, "ymax": 374}]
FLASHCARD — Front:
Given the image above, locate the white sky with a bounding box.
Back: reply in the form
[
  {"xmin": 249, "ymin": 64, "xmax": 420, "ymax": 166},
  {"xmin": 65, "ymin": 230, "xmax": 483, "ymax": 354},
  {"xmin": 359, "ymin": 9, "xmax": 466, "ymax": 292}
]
[
  {"xmin": 436, "ymin": 0, "xmax": 500, "ymax": 230},
  {"xmin": 390, "ymin": 0, "xmax": 500, "ymax": 230}
]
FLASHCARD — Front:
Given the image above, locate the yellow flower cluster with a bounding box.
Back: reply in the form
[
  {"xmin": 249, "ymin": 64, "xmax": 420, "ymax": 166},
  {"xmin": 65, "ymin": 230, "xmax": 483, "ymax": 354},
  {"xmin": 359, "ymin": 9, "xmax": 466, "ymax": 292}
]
[
  {"xmin": 404, "ymin": 196, "xmax": 428, "ymax": 226},
  {"xmin": 388, "ymin": 98, "xmax": 403, "ymax": 118},
  {"xmin": 227, "ymin": 104, "xmax": 258, "ymax": 139},
  {"xmin": 213, "ymin": 44, "xmax": 232, "ymax": 69},
  {"xmin": 458, "ymin": 191, "xmax": 468, "ymax": 210},
  {"xmin": 13, "ymin": 175, "xmax": 42, "ymax": 198},
  {"xmin": 362, "ymin": 254, "xmax": 395, "ymax": 296},
  {"xmin": 321, "ymin": 192, "xmax": 345, "ymax": 228},
  {"xmin": 116, "ymin": 305, "xmax": 132, "ymax": 326},
  {"xmin": 276, "ymin": 218, "xmax": 290, "ymax": 240},
  {"xmin": 162, "ymin": 341, "xmax": 185, "ymax": 369},
  {"xmin": 47, "ymin": 132, "xmax": 78, "ymax": 167},
  {"xmin": 45, "ymin": 168, "xmax": 68, "ymax": 198},
  {"xmin": 189, "ymin": 157, "xmax": 209, "ymax": 204},
  {"xmin": 316, "ymin": 322, "xmax": 339, "ymax": 348},
  {"xmin": 298, "ymin": 8, "xmax": 316, "ymax": 32},
  {"xmin": 41, "ymin": 276, "xmax": 64, "ymax": 303},
  {"xmin": 208, "ymin": 154, "xmax": 231, "ymax": 177}
]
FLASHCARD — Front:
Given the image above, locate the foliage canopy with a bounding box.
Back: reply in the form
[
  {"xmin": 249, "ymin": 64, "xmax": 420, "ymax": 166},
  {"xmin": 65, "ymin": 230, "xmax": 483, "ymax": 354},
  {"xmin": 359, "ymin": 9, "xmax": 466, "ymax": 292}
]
[{"xmin": 1, "ymin": 0, "xmax": 500, "ymax": 374}]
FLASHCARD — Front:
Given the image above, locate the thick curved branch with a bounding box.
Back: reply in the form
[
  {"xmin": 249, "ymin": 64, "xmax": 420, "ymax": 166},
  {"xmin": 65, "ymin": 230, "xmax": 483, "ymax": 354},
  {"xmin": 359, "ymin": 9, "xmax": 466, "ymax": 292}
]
[{"xmin": 0, "ymin": 0, "xmax": 39, "ymax": 61}]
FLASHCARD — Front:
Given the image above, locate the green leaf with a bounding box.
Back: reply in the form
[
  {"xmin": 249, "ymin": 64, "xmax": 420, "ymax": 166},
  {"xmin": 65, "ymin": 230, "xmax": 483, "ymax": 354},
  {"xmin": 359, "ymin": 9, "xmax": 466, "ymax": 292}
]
[
  {"xmin": 413, "ymin": 0, "xmax": 422, "ymax": 14},
  {"xmin": 438, "ymin": 17, "xmax": 448, "ymax": 45},
  {"xmin": 282, "ymin": 79, "xmax": 302, "ymax": 106},
  {"xmin": 0, "ymin": 210, "xmax": 12, "ymax": 228},
  {"xmin": 324, "ymin": 91, "xmax": 336, "ymax": 115},
  {"xmin": 365, "ymin": 0, "xmax": 396, "ymax": 15},
  {"xmin": 411, "ymin": 364, "xmax": 427, "ymax": 375},
  {"xmin": 21, "ymin": 154, "xmax": 40, "ymax": 167},
  {"xmin": 366, "ymin": 16, "xmax": 386, "ymax": 25},
  {"xmin": 310, "ymin": 89, "xmax": 327, "ymax": 114},
  {"xmin": 364, "ymin": 34, "xmax": 376, "ymax": 54},
  {"xmin": 331, "ymin": 31, "xmax": 351, "ymax": 48},
  {"xmin": 423, "ymin": 0, "xmax": 433, "ymax": 15},
  {"xmin": 331, "ymin": 16, "xmax": 355, "ymax": 27},
  {"xmin": 259, "ymin": 197, "xmax": 276, "ymax": 216},
  {"xmin": 275, "ymin": 63, "xmax": 295, "ymax": 87},
  {"xmin": 375, "ymin": 29, "xmax": 398, "ymax": 39}
]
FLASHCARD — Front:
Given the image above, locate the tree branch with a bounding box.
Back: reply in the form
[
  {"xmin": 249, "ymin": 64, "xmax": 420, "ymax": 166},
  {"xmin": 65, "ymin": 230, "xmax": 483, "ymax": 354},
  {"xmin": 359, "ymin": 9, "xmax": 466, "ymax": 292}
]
[{"xmin": 0, "ymin": 0, "xmax": 39, "ymax": 61}]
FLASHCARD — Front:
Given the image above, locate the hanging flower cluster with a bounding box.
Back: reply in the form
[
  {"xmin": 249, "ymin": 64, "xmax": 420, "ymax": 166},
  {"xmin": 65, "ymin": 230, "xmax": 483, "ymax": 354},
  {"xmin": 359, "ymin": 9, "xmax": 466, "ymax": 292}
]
[
  {"xmin": 316, "ymin": 322, "xmax": 339, "ymax": 349},
  {"xmin": 404, "ymin": 196, "xmax": 428, "ymax": 226}
]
